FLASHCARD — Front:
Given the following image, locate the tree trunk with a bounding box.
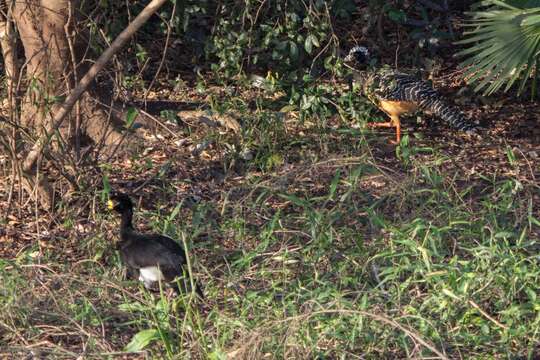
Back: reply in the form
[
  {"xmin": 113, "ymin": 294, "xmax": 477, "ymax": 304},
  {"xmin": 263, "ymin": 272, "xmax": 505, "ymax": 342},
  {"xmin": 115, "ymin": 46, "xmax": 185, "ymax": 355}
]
[
  {"xmin": 10, "ymin": 0, "xmax": 140, "ymax": 208},
  {"xmin": 14, "ymin": 0, "xmax": 127, "ymax": 149}
]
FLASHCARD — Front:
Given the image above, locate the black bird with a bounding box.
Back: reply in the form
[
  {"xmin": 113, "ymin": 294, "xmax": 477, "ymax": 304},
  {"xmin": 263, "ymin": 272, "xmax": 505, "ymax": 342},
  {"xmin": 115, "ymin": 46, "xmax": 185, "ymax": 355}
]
[{"xmin": 107, "ymin": 192, "xmax": 203, "ymax": 298}]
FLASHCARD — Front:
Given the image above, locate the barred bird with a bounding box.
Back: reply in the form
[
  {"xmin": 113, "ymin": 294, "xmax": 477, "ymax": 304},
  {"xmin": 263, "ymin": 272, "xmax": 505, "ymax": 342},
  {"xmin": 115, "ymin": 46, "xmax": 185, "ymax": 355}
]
[{"xmin": 344, "ymin": 46, "xmax": 478, "ymax": 143}]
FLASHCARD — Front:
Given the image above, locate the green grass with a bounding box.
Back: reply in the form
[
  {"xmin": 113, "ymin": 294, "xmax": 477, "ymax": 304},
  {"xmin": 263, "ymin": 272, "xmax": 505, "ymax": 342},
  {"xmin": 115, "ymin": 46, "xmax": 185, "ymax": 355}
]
[{"xmin": 1, "ymin": 88, "xmax": 539, "ymax": 359}]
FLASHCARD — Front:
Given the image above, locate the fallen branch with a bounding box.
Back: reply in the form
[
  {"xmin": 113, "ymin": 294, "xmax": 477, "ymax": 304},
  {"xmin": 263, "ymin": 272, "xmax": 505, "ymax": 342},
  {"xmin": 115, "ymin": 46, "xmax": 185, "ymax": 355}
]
[{"xmin": 468, "ymin": 300, "xmax": 508, "ymax": 330}]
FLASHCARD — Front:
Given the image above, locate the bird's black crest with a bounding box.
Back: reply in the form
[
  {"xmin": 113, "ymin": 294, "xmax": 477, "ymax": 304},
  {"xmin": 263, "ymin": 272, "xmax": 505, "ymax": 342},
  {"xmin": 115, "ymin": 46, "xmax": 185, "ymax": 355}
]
[{"xmin": 344, "ymin": 46, "xmax": 370, "ymax": 64}]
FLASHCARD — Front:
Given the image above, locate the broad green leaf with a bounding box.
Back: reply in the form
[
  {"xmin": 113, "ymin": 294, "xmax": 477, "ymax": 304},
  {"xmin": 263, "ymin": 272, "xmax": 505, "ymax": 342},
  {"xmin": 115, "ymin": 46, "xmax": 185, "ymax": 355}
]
[
  {"xmin": 124, "ymin": 329, "xmax": 160, "ymax": 352},
  {"xmin": 125, "ymin": 107, "xmax": 139, "ymax": 128},
  {"xmin": 289, "ymin": 41, "xmax": 298, "ymax": 59},
  {"xmin": 310, "ymin": 34, "xmax": 320, "ymax": 47},
  {"xmin": 305, "ymin": 36, "xmax": 313, "ymax": 54},
  {"xmin": 118, "ymin": 302, "xmax": 146, "ymax": 312},
  {"xmin": 305, "ymin": 34, "xmax": 319, "ymax": 54}
]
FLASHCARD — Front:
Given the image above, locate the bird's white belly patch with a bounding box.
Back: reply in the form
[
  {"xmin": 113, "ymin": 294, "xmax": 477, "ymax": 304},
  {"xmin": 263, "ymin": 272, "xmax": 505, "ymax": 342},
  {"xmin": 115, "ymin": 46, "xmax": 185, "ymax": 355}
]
[{"xmin": 138, "ymin": 266, "xmax": 164, "ymax": 282}]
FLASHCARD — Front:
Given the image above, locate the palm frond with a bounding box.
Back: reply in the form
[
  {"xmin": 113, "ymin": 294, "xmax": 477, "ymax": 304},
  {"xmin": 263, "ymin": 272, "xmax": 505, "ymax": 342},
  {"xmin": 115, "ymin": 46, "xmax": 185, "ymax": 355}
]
[{"xmin": 457, "ymin": 2, "xmax": 540, "ymax": 95}]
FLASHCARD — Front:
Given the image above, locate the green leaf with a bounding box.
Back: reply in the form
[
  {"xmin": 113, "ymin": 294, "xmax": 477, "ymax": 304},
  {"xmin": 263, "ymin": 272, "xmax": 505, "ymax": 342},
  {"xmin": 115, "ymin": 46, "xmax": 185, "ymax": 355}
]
[
  {"xmin": 387, "ymin": 8, "xmax": 406, "ymax": 23},
  {"xmin": 168, "ymin": 203, "xmax": 182, "ymax": 221},
  {"xmin": 289, "ymin": 41, "xmax": 298, "ymax": 59},
  {"xmin": 305, "ymin": 36, "xmax": 313, "ymax": 54},
  {"xmin": 160, "ymin": 109, "xmax": 179, "ymax": 125},
  {"xmin": 125, "ymin": 107, "xmax": 139, "ymax": 128},
  {"xmin": 328, "ymin": 169, "xmax": 341, "ymax": 200},
  {"xmin": 442, "ymin": 288, "xmax": 461, "ymax": 300},
  {"xmin": 118, "ymin": 302, "xmax": 146, "ymax": 312},
  {"xmin": 102, "ymin": 175, "xmax": 110, "ymax": 201},
  {"xmin": 305, "ymin": 34, "xmax": 319, "ymax": 54},
  {"xmin": 279, "ymin": 193, "xmax": 310, "ymax": 208},
  {"xmin": 494, "ymin": 231, "xmax": 515, "ymax": 239},
  {"xmin": 279, "ymin": 104, "xmax": 297, "ymax": 112},
  {"xmin": 311, "ymin": 34, "xmax": 320, "ymax": 47},
  {"xmin": 124, "ymin": 329, "xmax": 160, "ymax": 352}
]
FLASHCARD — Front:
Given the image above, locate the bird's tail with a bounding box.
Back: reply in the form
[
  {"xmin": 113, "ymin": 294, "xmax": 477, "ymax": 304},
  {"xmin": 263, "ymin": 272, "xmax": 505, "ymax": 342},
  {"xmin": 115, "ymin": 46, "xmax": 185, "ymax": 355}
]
[{"xmin": 417, "ymin": 95, "xmax": 478, "ymax": 133}]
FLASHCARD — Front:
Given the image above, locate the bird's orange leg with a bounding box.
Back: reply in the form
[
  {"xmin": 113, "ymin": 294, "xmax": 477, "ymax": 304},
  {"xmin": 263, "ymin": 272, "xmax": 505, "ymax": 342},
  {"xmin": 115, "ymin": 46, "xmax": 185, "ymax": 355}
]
[
  {"xmin": 391, "ymin": 116, "xmax": 401, "ymax": 144},
  {"xmin": 367, "ymin": 116, "xmax": 401, "ymax": 144}
]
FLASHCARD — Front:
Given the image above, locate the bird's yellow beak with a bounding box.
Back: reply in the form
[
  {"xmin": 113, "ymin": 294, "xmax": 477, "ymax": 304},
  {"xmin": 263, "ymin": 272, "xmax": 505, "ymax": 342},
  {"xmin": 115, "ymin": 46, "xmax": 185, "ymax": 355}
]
[{"xmin": 107, "ymin": 199, "xmax": 114, "ymax": 210}]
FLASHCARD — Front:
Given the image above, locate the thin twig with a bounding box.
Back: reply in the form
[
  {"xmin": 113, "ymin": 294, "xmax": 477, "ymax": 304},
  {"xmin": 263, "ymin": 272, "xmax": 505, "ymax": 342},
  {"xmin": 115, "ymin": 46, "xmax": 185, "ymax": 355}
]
[
  {"xmin": 468, "ymin": 300, "xmax": 508, "ymax": 330},
  {"xmin": 143, "ymin": 0, "xmax": 176, "ymax": 108},
  {"xmin": 65, "ymin": 1, "xmax": 81, "ymax": 161}
]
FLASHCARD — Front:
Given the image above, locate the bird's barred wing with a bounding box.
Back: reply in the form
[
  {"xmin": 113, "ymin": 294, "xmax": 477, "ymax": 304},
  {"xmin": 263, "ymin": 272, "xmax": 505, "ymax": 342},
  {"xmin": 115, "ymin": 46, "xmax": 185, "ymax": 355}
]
[{"xmin": 376, "ymin": 72, "xmax": 478, "ymax": 132}]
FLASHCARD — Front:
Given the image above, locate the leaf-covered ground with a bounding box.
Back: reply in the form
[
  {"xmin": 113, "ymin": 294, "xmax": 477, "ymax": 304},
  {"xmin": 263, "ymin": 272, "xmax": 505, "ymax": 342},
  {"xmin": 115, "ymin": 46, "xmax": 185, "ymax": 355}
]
[
  {"xmin": 1, "ymin": 75, "xmax": 538, "ymax": 358},
  {"xmin": 1, "ymin": 4, "xmax": 540, "ymax": 357}
]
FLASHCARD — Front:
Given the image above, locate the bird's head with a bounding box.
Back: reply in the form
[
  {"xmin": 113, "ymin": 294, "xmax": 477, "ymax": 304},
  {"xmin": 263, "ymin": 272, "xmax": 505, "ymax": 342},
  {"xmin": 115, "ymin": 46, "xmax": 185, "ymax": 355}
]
[
  {"xmin": 107, "ymin": 191, "xmax": 133, "ymax": 213},
  {"xmin": 344, "ymin": 46, "xmax": 370, "ymax": 67}
]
